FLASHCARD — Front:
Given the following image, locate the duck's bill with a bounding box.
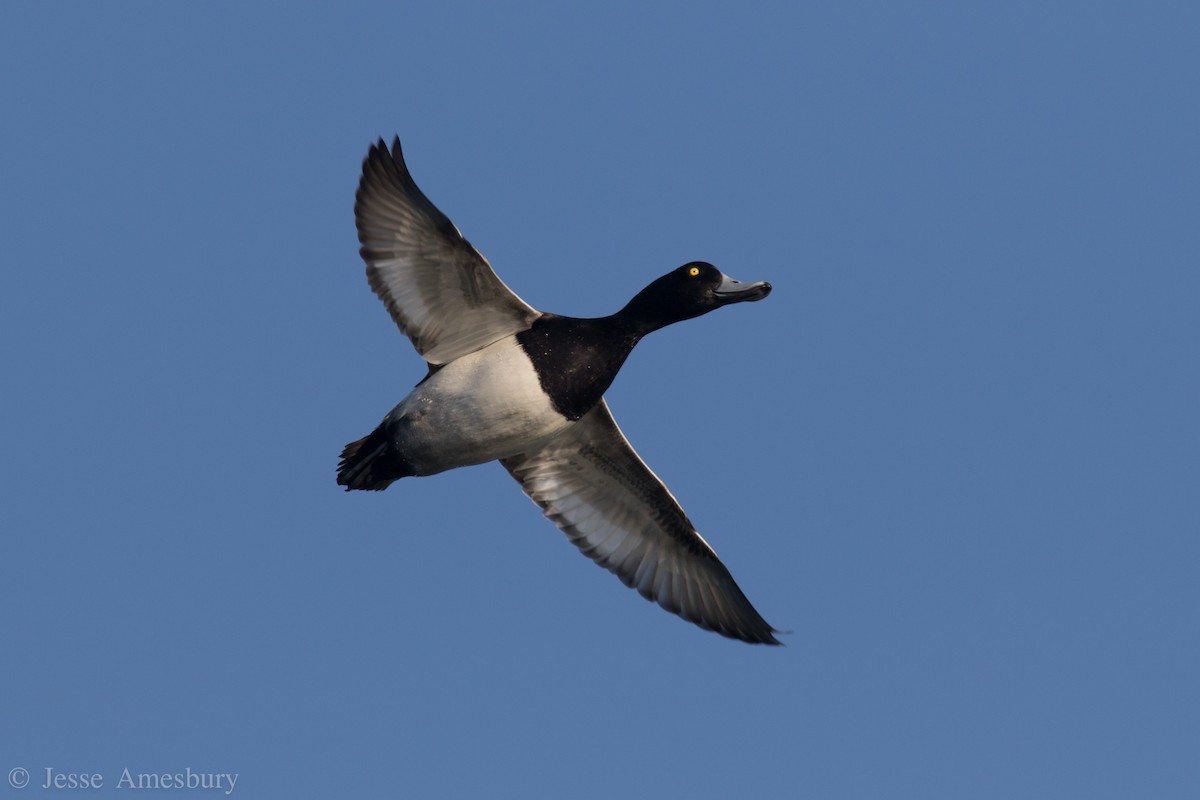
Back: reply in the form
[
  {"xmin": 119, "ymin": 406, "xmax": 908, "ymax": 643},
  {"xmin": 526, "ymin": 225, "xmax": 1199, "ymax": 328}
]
[{"xmin": 714, "ymin": 273, "xmax": 773, "ymax": 304}]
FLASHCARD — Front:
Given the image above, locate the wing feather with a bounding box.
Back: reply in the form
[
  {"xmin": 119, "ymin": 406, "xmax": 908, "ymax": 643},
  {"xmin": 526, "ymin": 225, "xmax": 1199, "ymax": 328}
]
[
  {"xmin": 502, "ymin": 400, "xmax": 780, "ymax": 645},
  {"xmin": 354, "ymin": 138, "xmax": 539, "ymax": 364}
]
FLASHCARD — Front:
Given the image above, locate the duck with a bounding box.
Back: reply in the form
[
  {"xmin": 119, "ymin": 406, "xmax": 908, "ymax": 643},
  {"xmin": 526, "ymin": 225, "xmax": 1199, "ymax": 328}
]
[{"xmin": 337, "ymin": 137, "xmax": 780, "ymax": 645}]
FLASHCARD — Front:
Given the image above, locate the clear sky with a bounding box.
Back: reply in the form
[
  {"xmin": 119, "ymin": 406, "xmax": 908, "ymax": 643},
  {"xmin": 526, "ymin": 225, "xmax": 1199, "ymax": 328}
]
[{"xmin": 2, "ymin": 2, "xmax": 1197, "ymax": 798}]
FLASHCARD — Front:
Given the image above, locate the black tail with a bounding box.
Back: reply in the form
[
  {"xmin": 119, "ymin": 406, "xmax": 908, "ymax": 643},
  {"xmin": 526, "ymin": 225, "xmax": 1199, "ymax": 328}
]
[{"xmin": 337, "ymin": 421, "xmax": 414, "ymax": 491}]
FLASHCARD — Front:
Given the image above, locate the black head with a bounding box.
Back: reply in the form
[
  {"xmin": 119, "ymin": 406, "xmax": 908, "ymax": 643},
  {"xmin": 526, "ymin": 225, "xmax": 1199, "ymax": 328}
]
[{"xmin": 620, "ymin": 261, "xmax": 772, "ymax": 333}]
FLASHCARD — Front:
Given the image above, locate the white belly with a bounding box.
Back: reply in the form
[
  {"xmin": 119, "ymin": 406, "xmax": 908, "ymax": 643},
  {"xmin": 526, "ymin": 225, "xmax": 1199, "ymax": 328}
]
[{"xmin": 385, "ymin": 335, "xmax": 571, "ymax": 475}]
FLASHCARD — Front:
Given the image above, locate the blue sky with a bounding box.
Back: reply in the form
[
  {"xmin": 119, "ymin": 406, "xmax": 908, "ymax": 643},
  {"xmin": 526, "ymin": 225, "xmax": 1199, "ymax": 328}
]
[{"xmin": 2, "ymin": 2, "xmax": 1197, "ymax": 797}]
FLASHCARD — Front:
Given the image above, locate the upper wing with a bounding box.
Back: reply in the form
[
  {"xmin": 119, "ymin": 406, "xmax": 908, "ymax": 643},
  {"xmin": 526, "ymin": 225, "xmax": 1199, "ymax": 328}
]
[
  {"xmin": 501, "ymin": 400, "xmax": 780, "ymax": 645},
  {"xmin": 355, "ymin": 137, "xmax": 540, "ymax": 364}
]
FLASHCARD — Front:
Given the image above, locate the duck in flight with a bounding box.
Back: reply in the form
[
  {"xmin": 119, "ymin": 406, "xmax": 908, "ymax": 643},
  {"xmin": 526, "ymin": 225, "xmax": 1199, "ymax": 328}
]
[{"xmin": 338, "ymin": 137, "xmax": 780, "ymax": 645}]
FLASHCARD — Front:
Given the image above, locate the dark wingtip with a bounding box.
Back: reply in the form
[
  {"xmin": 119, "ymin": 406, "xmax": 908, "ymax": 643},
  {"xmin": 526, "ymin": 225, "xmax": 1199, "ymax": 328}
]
[
  {"xmin": 360, "ymin": 135, "xmax": 407, "ymax": 177},
  {"xmin": 732, "ymin": 621, "xmax": 785, "ymax": 646},
  {"xmin": 762, "ymin": 628, "xmax": 786, "ymax": 646}
]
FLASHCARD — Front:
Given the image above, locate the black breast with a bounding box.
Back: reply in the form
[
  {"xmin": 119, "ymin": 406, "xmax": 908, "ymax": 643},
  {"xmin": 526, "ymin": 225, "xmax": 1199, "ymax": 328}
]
[{"xmin": 517, "ymin": 314, "xmax": 638, "ymax": 421}]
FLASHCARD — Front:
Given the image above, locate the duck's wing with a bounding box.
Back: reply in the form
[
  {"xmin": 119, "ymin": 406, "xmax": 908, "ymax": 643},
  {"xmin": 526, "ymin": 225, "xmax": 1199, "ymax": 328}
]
[
  {"xmin": 501, "ymin": 400, "xmax": 780, "ymax": 645},
  {"xmin": 355, "ymin": 137, "xmax": 540, "ymax": 365}
]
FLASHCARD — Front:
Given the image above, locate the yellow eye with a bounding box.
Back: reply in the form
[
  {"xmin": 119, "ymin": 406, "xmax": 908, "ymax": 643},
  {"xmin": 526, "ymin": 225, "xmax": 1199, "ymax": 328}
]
[{"xmin": 688, "ymin": 266, "xmax": 700, "ymax": 277}]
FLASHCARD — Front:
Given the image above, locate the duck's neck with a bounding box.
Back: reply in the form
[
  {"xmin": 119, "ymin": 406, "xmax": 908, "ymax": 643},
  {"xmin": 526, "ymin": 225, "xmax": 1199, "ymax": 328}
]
[
  {"xmin": 609, "ymin": 315, "xmax": 660, "ymax": 341},
  {"xmin": 613, "ymin": 285, "xmax": 684, "ymax": 338}
]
